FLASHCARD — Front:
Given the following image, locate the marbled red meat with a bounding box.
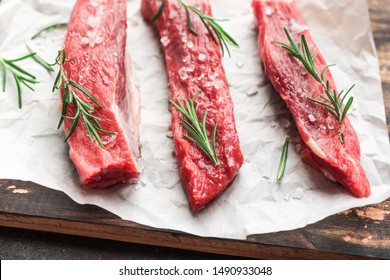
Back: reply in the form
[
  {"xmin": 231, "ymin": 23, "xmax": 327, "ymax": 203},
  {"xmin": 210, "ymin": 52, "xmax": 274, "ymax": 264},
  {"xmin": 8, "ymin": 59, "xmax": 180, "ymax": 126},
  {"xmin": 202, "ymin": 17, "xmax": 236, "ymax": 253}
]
[
  {"xmin": 142, "ymin": 0, "xmax": 244, "ymax": 210},
  {"xmin": 252, "ymin": 0, "xmax": 370, "ymax": 197},
  {"xmin": 63, "ymin": 0, "xmax": 140, "ymax": 189}
]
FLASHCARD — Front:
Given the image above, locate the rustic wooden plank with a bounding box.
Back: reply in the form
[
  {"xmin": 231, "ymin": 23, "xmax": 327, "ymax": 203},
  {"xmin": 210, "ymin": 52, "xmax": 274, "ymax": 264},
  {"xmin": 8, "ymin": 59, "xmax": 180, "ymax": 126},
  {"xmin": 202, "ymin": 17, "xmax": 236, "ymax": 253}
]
[
  {"xmin": 369, "ymin": 0, "xmax": 390, "ymax": 135},
  {"xmin": 0, "ymin": 0, "xmax": 389, "ymax": 259},
  {"xmin": 0, "ymin": 179, "xmax": 386, "ymax": 259}
]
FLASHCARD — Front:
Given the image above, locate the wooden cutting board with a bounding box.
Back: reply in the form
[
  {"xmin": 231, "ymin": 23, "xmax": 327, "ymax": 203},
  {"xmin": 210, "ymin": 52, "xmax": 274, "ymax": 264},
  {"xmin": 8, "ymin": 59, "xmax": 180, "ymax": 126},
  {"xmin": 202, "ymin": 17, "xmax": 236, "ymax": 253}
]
[{"xmin": 1, "ymin": 0, "xmax": 389, "ymax": 259}]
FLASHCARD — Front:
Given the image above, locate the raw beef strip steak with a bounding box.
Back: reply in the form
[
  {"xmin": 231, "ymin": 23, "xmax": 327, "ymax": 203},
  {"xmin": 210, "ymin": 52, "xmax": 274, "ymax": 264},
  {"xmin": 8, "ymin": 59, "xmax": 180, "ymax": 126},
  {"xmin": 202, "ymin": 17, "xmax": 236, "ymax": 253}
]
[
  {"xmin": 142, "ymin": 0, "xmax": 244, "ymax": 210},
  {"xmin": 62, "ymin": 0, "xmax": 140, "ymax": 189},
  {"xmin": 252, "ymin": 0, "xmax": 370, "ymax": 197}
]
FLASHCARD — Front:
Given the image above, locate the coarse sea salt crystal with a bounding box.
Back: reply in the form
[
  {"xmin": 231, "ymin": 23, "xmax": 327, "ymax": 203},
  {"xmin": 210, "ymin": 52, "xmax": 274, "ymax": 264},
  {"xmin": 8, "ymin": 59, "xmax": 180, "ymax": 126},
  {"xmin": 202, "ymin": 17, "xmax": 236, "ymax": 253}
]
[
  {"xmin": 320, "ymin": 124, "xmax": 327, "ymax": 134},
  {"xmin": 169, "ymin": 11, "xmax": 178, "ymax": 19},
  {"xmin": 197, "ymin": 73, "xmax": 205, "ymax": 81},
  {"xmin": 264, "ymin": 6, "xmax": 275, "ymax": 16},
  {"xmin": 90, "ymin": 0, "xmax": 100, "ymax": 7},
  {"xmin": 86, "ymin": 31, "xmax": 103, "ymax": 47},
  {"xmin": 292, "ymin": 188, "xmax": 304, "ymax": 200},
  {"xmin": 282, "ymin": 119, "xmax": 291, "ymax": 128},
  {"xmin": 208, "ymin": 72, "xmax": 217, "ymax": 80},
  {"xmin": 198, "ymin": 53, "xmax": 207, "ymax": 61},
  {"xmin": 308, "ymin": 114, "xmax": 316, "ymax": 122},
  {"xmin": 178, "ymin": 68, "xmax": 188, "ymax": 80},
  {"xmin": 94, "ymin": 35, "xmax": 103, "ymax": 45},
  {"xmin": 187, "ymin": 41, "xmax": 194, "ymax": 49},
  {"xmin": 102, "ymin": 76, "xmax": 110, "ymax": 85},
  {"xmin": 214, "ymin": 81, "xmax": 223, "ymax": 90},
  {"xmin": 290, "ymin": 19, "xmax": 308, "ymax": 34},
  {"xmin": 186, "ymin": 64, "xmax": 195, "ymax": 72},
  {"xmin": 160, "ymin": 36, "xmax": 170, "ymax": 47},
  {"xmin": 236, "ymin": 61, "xmax": 244, "ymax": 69},
  {"xmin": 326, "ymin": 116, "xmax": 335, "ymax": 130},
  {"xmin": 87, "ymin": 15, "xmax": 100, "ymax": 28},
  {"xmin": 140, "ymin": 179, "xmax": 147, "ymax": 186},
  {"xmin": 113, "ymin": 51, "xmax": 119, "ymax": 57},
  {"xmin": 81, "ymin": 37, "xmax": 89, "ymax": 45},
  {"xmin": 130, "ymin": 18, "xmax": 139, "ymax": 27},
  {"xmin": 183, "ymin": 55, "xmax": 190, "ymax": 63},
  {"xmin": 246, "ymin": 87, "xmax": 258, "ymax": 96}
]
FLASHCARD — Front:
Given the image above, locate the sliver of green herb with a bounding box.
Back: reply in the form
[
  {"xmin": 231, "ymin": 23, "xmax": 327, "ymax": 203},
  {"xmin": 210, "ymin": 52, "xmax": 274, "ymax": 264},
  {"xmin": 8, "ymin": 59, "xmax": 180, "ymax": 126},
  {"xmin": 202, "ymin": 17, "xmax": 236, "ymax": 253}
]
[
  {"xmin": 31, "ymin": 23, "xmax": 68, "ymax": 40},
  {"xmin": 25, "ymin": 43, "xmax": 54, "ymax": 73},
  {"xmin": 277, "ymin": 137, "xmax": 289, "ymax": 181}
]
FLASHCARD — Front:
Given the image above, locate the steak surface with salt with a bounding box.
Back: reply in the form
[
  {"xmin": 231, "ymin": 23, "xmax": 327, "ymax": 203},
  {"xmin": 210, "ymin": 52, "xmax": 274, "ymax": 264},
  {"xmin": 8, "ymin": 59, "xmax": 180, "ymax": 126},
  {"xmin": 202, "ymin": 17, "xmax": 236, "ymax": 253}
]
[
  {"xmin": 252, "ymin": 0, "xmax": 370, "ymax": 197},
  {"xmin": 63, "ymin": 0, "xmax": 140, "ymax": 189},
  {"xmin": 142, "ymin": 0, "xmax": 244, "ymax": 210}
]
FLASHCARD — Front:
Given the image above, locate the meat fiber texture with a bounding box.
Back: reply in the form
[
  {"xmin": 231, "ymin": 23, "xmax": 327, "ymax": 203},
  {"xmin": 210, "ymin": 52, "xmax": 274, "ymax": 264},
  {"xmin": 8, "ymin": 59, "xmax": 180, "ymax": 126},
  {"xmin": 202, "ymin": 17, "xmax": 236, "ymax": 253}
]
[
  {"xmin": 1, "ymin": 0, "xmax": 390, "ymax": 239},
  {"xmin": 141, "ymin": 0, "xmax": 244, "ymax": 210},
  {"xmin": 252, "ymin": 0, "xmax": 371, "ymax": 197},
  {"xmin": 62, "ymin": 0, "xmax": 141, "ymax": 189}
]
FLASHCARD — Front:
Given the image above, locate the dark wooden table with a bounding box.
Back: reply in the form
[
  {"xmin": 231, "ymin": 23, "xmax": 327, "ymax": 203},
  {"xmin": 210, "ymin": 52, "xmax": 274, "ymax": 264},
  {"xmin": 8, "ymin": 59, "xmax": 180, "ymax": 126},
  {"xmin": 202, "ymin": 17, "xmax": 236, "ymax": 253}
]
[{"xmin": 1, "ymin": 0, "xmax": 389, "ymax": 260}]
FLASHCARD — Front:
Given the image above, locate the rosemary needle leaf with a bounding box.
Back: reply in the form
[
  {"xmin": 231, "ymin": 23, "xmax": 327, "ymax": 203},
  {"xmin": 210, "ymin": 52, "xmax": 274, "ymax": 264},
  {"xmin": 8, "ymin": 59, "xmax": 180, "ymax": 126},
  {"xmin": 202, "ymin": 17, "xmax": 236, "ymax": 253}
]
[
  {"xmin": 31, "ymin": 23, "xmax": 68, "ymax": 40},
  {"xmin": 342, "ymin": 96, "xmax": 354, "ymax": 123},
  {"xmin": 212, "ymin": 123, "xmax": 218, "ymax": 162},
  {"xmin": 14, "ymin": 75, "xmax": 23, "ymax": 109},
  {"xmin": 277, "ymin": 137, "xmax": 289, "ymax": 181},
  {"xmin": 341, "ymin": 84, "xmax": 355, "ymax": 104},
  {"xmin": 20, "ymin": 79, "xmax": 35, "ymax": 91},
  {"xmin": 150, "ymin": 0, "xmax": 166, "ymax": 23},
  {"xmin": 6, "ymin": 53, "xmax": 36, "ymax": 63},
  {"xmin": 184, "ymin": 6, "xmax": 198, "ymax": 35},
  {"xmin": 65, "ymin": 107, "xmax": 80, "ymax": 142},
  {"xmin": 58, "ymin": 90, "xmax": 69, "ymax": 129},
  {"xmin": 1, "ymin": 62, "xmax": 6, "ymax": 92},
  {"xmin": 69, "ymin": 80, "xmax": 102, "ymax": 107},
  {"xmin": 321, "ymin": 64, "xmax": 335, "ymax": 81},
  {"xmin": 53, "ymin": 71, "xmax": 61, "ymax": 92},
  {"xmin": 26, "ymin": 43, "xmax": 54, "ymax": 73},
  {"xmin": 5, "ymin": 61, "xmax": 36, "ymax": 79}
]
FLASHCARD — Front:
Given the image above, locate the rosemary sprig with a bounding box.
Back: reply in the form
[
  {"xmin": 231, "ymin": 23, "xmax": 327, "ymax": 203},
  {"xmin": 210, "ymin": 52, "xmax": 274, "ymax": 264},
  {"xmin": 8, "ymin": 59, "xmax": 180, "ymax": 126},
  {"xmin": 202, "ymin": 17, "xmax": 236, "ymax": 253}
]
[
  {"xmin": 0, "ymin": 53, "xmax": 39, "ymax": 108},
  {"xmin": 52, "ymin": 50, "xmax": 116, "ymax": 149},
  {"xmin": 150, "ymin": 0, "xmax": 239, "ymax": 57},
  {"xmin": 276, "ymin": 137, "xmax": 289, "ymax": 181},
  {"xmin": 170, "ymin": 90, "xmax": 219, "ymax": 166},
  {"xmin": 274, "ymin": 28, "xmax": 354, "ymax": 144},
  {"xmin": 308, "ymin": 84, "xmax": 354, "ymax": 144},
  {"xmin": 28, "ymin": 23, "xmax": 69, "ymax": 73}
]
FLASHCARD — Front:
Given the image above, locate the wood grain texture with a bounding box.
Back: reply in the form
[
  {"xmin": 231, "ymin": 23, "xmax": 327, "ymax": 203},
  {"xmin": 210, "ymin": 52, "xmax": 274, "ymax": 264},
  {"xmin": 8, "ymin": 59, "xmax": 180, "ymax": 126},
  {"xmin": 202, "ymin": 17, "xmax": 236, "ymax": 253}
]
[
  {"xmin": 369, "ymin": 0, "xmax": 390, "ymax": 134},
  {"xmin": 0, "ymin": 0, "xmax": 389, "ymax": 259}
]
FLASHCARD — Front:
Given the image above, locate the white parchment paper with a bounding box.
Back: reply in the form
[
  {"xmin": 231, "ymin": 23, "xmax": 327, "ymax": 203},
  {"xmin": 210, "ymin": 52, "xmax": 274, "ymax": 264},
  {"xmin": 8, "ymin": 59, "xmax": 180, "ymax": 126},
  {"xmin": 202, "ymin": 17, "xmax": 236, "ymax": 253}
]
[{"xmin": 0, "ymin": 0, "xmax": 389, "ymax": 239}]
